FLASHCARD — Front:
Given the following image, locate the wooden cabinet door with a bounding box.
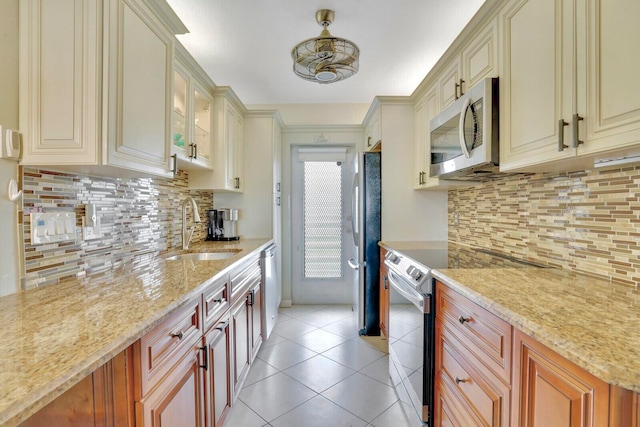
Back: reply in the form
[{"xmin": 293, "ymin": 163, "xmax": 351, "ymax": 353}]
[
  {"xmin": 205, "ymin": 316, "xmax": 232, "ymax": 427},
  {"xmin": 435, "ymin": 320, "xmax": 510, "ymax": 427},
  {"xmin": 104, "ymin": 0, "xmax": 173, "ymax": 177},
  {"xmin": 512, "ymin": 329, "xmax": 610, "ymax": 427},
  {"xmin": 499, "ymin": 0, "xmax": 576, "ymax": 171},
  {"xmin": 136, "ymin": 349, "xmax": 206, "ymax": 427},
  {"xmin": 250, "ymin": 282, "xmax": 263, "ymax": 362},
  {"xmin": 580, "ymin": 0, "xmax": 640, "ymax": 157},
  {"xmin": 19, "ymin": 0, "xmax": 100, "ymax": 166},
  {"xmin": 231, "ymin": 295, "xmax": 251, "ymax": 399}
]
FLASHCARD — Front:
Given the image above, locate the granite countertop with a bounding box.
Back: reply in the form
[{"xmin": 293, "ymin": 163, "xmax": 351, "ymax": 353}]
[
  {"xmin": 380, "ymin": 241, "xmax": 640, "ymax": 393},
  {"xmin": 0, "ymin": 238, "xmax": 272, "ymax": 427}
]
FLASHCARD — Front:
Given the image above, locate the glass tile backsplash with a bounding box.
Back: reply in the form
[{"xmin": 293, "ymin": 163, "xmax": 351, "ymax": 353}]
[
  {"xmin": 20, "ymin": 167, "xmax": 213, "ymax": 290},
  {"xmin": 449, "ymin": 165, "xmax": 640, "ymax": 288}
]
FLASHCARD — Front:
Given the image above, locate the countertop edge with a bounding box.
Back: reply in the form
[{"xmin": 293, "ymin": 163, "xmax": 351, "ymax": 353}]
[
  {"xmin": 431, "ymin": 270, "xmax": 640, "ymax": 393},
  {"xmin": 0, "ymin": 239, "xmax": 273, "ymax": 427}
]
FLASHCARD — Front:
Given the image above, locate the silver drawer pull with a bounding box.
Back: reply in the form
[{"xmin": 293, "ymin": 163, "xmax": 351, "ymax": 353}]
[
  {"xmin": 171, "ymin": 331, "xmax": 184, "ymax": 340},
  {"xmin": 458, "ymin": 315, "xmax": 471, "ymax": 325},
  {"xmin": 455, "ymin": 377, "xmax": 468, "ymax": 385}
]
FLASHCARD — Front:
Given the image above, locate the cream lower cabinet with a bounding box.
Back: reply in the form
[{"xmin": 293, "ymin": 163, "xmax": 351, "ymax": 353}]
[
  {"xmin": 20, "ymin": 0, "xmax": 181, "ymax": 178},
  {"xmin": 500, "ymin": 0, "xmax": 640, "ymax": 172}
]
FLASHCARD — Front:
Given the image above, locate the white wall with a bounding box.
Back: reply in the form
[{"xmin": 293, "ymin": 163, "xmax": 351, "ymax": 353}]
[
  {"xmin": 0, "ymin": 0, "xmax": 21, "ymax": 296},
  {"xmin": 247, "ymin": 103, "xmax": 370, "ymax": 126},
  {"xmin": 378, "ymin": 102, "xmax": 448, "ymax": 241}
]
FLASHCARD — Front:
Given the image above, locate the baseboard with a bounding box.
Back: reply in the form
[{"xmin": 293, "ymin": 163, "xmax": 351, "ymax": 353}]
[{"xmin": 280, "ymin": 299, "xmax": 292, "ymax": 308}]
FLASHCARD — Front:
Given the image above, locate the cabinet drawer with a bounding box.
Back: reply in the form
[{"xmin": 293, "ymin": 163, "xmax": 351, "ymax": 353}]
[
  {"xmin": 436, "ymin": 281, "xmax": 512, "ymax": 383},
  {"xmin": 435, "ymin": 373, "xmax": 482, "ymax": 427},
  {"xmin": 136, "ymin": 298, "xmax": 202, "ymax": 396},
  {"xmin": 230, "ymin": 257, "xmax": 261, "ymax": 302},
  {"xmin": 203, "ymin": 275, "xmax": 230, "ymax": 333},
  {"xmin": 436, "ymin": 320, "xmax": 510, "ymax": 427}
]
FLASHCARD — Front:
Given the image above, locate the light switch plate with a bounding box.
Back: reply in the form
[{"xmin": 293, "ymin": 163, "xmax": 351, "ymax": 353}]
[{"xmin": 30, "ymin": 212, "xmax": 77, "ymax": 245}]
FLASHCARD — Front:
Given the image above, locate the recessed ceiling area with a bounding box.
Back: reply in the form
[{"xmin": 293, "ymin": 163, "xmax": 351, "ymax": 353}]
[{"xmin": 165, "ymin": 0, "xmax": 486, "ymax": 105}]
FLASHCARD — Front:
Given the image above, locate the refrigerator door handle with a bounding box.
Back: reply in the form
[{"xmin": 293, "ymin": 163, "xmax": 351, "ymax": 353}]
[
  {"xmin": 351, "ymin": 172, "xmax": 359, "ymax": 247},
  {"xmin": 348, "ymin": 258, "xmax": 360, "ymax": 270}
]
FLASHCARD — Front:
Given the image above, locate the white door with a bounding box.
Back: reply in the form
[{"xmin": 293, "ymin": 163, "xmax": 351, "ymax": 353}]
[{"xmin": 291, "ymin": 146, "xmax": 356, "ymax": 304}]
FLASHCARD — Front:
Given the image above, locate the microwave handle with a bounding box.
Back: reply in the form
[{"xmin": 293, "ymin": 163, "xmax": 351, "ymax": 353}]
[{"xmin": 458, "ymin": 98, "xmax": 472, "ymax": 159}]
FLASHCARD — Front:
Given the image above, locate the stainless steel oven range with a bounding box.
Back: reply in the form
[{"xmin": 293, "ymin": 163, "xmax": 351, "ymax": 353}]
[
  {"xmin": 383, "ymin": 244, "xmax": 544, "ymax": 426},
  {"xmin": 384, "ymin": 249, "xmax": 440, "ymax": 426}
]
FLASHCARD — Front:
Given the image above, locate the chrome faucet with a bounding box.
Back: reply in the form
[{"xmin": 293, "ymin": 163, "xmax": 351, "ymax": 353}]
[{"xmin": 182, "ymin": 197, "xmax": 202, "ymax": 250}]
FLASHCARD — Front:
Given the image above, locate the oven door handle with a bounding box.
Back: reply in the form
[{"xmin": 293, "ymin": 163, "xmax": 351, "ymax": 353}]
[{"xmin": 387, "ymin": 270, "xmax": 425, "ymax": 311}]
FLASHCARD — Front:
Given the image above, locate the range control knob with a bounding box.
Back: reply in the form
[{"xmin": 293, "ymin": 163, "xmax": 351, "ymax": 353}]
[
  {"xmin": 406, "ymin": 266, "xmax": 424, "ymax": 281},
  {"xmin": 386, "ymin": 252, "xmax": 401, "ymax": 264}
]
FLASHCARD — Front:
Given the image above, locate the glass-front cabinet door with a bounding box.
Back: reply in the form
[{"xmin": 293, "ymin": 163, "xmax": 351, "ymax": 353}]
[
  {"xmin": 193, "ymin": 83, "xmax": 211, "ymax": 163},
  {"xmin": 171, "ymin": 61, "xmax": 214, "ymax": 170},
  {"xmin": 173, "ymin": 69, "xmax": 188, "ymax": 153}
]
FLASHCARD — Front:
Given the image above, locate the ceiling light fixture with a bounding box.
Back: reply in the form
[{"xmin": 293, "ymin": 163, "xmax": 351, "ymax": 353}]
[{"xmin": 291, "ymin": 9, "xmax": 360, "ymax": 84}]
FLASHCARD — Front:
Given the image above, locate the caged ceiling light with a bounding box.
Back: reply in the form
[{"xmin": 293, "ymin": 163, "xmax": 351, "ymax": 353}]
[{"xmin": 291, "ymin": 9, "xmax": 360, "ymax": 84}]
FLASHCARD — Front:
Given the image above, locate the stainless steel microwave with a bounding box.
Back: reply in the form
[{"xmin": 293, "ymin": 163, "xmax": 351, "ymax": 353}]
[{"xmin": 430, "ymin": 77, "xmax": 499, "ymax": 179}]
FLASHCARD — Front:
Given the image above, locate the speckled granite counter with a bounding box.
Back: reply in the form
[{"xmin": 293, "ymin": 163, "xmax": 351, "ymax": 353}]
[
  {"xmin": 0, "ymin": 238, "xmax": 272, "ymax": 427},
  {"xmin": 380, "ymin": 241, "xmax": 640, "ymax": 393}
]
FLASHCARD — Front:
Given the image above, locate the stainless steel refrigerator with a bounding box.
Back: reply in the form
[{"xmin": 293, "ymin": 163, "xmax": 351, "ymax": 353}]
[{"xmin": 349, "ymin": 151, "xmax": 381, "ymax": 336}]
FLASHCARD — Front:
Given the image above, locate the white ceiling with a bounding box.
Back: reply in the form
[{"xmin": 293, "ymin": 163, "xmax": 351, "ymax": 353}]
[{"xmin": 165, "ymin": 0, "xmax": 486, "ymax": 105}]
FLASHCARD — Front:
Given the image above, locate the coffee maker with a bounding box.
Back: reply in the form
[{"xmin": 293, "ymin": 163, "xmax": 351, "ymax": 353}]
[{"xmin": 206, "ymin": 208, "xmax": 239, "ymax": 241}]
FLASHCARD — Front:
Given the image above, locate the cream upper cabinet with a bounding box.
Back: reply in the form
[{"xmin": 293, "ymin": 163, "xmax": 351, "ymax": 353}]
[
  {"xmin": 364, "ymin": 108, "xmax": 381, "ymax": 151},
  {"xmin": 225, "ymin": 102, "xmax": 245, "ymax": 191},
  {"xmin": 580, "ymin": 0, "xmax": 640, "ymax": 158},
  {"xmin": 20, "ymin": 0, "xmax": 184, "ymax": 178},
  {"xmin": 500, "ymin": 0, "xmax": 640, "ymax": 171},
  {"xmin": 500, "ymin": 0, "xmax": 579, "ymax": 171},
  {"xmin": 413, "ymin": 93, "xmax": 428, "ymax": 188},
  {"xmin": 436, "ymin": 16, "xmax": 497, "ymax": 112},
  {"xmin": 172, "ymin": 52, "xmax": 214, "ymax": 171},
  {"xmin": 190, "ymin": 87, "xmax": 246, "ymax": 192},
  {"xmin": 19, "ymin": 0, "xmax": 101, "ymax": 165},
  {"xmin": 103, "ymin": 0, "xmax": 174, "ymax": 177},
  {"xmin": 438, "ymin": 59, "xmax": 462, "ymax": 111},
  {"xmin": 461, "ymin": 17, "xmax": 498, "ymax": 91}
]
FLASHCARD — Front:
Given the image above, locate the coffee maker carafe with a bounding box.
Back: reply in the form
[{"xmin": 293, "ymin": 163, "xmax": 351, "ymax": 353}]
[{"xmin": 206, "ymin": 208, "xmax": 239, "ymax": 241}]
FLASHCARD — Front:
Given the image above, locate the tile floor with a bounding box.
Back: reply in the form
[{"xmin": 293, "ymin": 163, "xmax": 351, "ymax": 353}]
[{"xmin": 224, "ymin": 305, "xmax": 417, "ymax": 427}]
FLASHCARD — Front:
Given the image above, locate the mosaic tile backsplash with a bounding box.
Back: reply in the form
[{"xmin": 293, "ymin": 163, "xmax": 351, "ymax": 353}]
[
  {"xmin": 448, "ymin": 166, "xmax": 640, "ymax": 287},
  {"xmin": 20, "ymin": 167, "xmax": 213, "ymax": 290}
]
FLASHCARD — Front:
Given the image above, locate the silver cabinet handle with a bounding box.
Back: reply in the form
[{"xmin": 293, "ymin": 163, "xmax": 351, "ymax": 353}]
[
  {"xmin": 458, "ymin": 315, "xmax": 470, "ymax": 325},
  {"xmin": 171, "ymin": 154, "xmax": 178, "ymax": 176},
  {"xmin": 558, "ymin": 119, "xmax": 569, "ymax": 152},
  {"xmin": 455, "ymin": 79, "xmax": 465, "ymax": 99},
  {"xmin": 572, "ymin": 113, "xmax": 584, "ymax": 148},
  {"xmin": 347, "ymin": 258, "xmax": 359, "ymax": 270}
]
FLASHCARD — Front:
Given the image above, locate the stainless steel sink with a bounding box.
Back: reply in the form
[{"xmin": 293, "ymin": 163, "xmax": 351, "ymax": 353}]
[{"xmin": 165, "ymin": 251, "xmax": 239, "ymax": 261}]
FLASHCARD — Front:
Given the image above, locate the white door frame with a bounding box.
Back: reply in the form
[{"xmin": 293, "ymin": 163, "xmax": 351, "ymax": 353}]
[{"xmin": 290, "ymin": 145, "xmax": 356, "ymax": 304}]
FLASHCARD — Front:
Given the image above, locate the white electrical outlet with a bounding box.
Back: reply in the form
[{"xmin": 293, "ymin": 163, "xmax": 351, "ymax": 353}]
[{"xmin": 82, "ymin": 216, "xmax": 101, "ymax": 241}]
